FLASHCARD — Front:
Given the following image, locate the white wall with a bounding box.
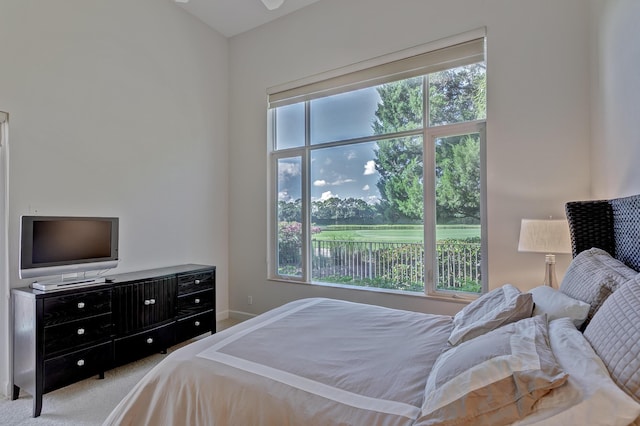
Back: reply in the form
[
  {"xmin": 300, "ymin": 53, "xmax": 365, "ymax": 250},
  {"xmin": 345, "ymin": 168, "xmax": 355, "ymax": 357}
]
[
  {"xmin": 591, "ymin": 0, "xmax": 640, "ymax": 198},
  {"xmin": 0, "ymin": 0, "xmax": 229, "ymax": 398},
  {"xmin": 227, "ymin": 0, "xmax": 592, "ymax": 317}
]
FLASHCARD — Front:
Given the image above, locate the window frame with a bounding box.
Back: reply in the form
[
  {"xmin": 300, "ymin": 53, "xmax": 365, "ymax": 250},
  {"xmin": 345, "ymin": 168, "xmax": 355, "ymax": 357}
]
[
  {"xmin": 424, "ymin": 120, "xmax": 487, "ymax": 298},
  {"xmin": 267, "ymin": 31, "xmax": 487, "ymax": 298}
]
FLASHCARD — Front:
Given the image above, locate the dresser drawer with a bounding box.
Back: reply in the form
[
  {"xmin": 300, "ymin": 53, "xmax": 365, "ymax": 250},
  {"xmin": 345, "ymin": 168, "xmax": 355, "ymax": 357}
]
[
  {"xmin": 177, "ymin": 270, "xmax": 214, "ymax": 295},
  {"xmin": 113, "ymin": 322, "xmax": 175, "ymax": 366},
  {"xmin": 43, "ymin": 289, "xmax": 112, "ymax": 327},
  {"xmin": 44, "ymin": 313, "xmax": 113, "ymax": 356},
  {"xmin": 177, "ymin": 289, "xmax": 214, "ymax": 318},
  {"xmin": 176, "ymin": 310, "xmax": 215, "ymax": 341},
  {"xmin": 43, "ymin": 341, "xmax": 113, "ymax": 393}
]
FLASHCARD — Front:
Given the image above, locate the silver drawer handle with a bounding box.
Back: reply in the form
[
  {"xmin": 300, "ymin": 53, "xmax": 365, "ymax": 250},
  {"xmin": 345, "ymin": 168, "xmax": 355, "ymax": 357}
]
[
  {"xmin": 194, "ymin": 321, "xmax": 201, "ymax": 327},
  {"xmin": 194, "ymin": 298, "xmax": 200, "ymax": 304},
  {"xmin": 195, "ymin": 279, "xmax": 201, "ymax": 284},
  {"xmin": 144, "ymin": 299, "xmax": 156, "ymax": 306},
  {"xmin": 77, "ymin": 302, "xmax": 85, "ymax": 309},
  {"xmin": 146, "ymin": 337, "xmax": 153, "ymax": 344},
  {"xmin": 77, "ymin": 328, "xmax": 85, "ymax": 335},
  {"xmin": 77, "ymin": 359, "xmax": 85, "ymax": 367}
]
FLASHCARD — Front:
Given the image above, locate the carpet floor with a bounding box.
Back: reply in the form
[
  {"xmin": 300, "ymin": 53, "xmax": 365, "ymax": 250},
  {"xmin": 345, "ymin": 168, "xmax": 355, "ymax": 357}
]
[{"xmin": 0, "ymin": 319, "xmax": 241, "ymax": 425}]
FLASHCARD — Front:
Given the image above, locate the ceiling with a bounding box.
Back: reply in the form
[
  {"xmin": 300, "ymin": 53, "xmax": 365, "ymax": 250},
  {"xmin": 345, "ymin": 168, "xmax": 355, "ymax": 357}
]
[{"xmin": 174, "ymin": 0, "xmax": 324, "ymax": 38}]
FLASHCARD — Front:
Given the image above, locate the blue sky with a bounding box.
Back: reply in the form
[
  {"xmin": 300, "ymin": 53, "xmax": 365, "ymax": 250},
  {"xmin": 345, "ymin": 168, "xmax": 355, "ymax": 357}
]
[{"xmin": 276, "ymin": 86, "xmax": 385, "ymax": 204}]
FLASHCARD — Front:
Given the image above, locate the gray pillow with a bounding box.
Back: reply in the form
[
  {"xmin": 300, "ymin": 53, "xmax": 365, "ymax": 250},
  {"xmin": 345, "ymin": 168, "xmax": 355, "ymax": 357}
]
[
  {"xmin": 418, "ymin": 315, "xmax": 568, "ymax": 426},
  {"xmin": 560, "ymin": 248, "xmax": 638, "ymax": 328},
  {"xmin": 584, "ymin": 275, "xmax": 640, "ymax": 404},
  {"xmin": 448, "ymin": 284, "xmax": 533, "ymax": 346}
]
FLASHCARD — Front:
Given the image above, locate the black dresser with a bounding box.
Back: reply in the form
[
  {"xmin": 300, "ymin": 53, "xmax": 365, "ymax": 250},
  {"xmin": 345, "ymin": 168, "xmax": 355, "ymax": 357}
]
[{"xmin": 12, "ymin": 264, "xmax": 216, "ymax": 417}]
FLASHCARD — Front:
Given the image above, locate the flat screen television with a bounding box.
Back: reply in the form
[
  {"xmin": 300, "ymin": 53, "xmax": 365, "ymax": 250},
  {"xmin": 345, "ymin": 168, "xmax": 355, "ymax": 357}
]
[{"xmin": 19, "ymin": 216, "xmax": 119, "ymax": 287}]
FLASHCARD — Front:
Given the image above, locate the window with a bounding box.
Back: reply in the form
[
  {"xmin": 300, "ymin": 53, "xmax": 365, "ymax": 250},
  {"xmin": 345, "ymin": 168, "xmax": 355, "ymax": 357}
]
[{"xmin": 268, "ymin": 33, "xmax": 486, "ymax": 297}]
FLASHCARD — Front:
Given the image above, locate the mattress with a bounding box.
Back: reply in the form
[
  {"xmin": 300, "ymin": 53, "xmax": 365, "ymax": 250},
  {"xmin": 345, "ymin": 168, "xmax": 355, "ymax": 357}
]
[{"xmin": 103, "ymin": 298, "xmax": 453, "ymax": 426}]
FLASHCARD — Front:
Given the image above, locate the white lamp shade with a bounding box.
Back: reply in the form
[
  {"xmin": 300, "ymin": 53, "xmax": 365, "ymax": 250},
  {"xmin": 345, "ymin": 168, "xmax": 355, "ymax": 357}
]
[{"xmin": 518, "ymin": 219, "xmax": 571, "ymax": 254}]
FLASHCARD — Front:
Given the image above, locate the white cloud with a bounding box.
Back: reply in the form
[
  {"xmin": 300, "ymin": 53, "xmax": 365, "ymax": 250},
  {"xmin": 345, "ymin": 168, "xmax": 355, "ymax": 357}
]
[
  {"xmin": 314, "ymin": 178, "xmax": 355, "ymax": 187},
  {"xmin": 278, "ymin": 191, "xmax": 290, "ymax": 201},
  {"xmin": 320, "ymin": 191, "xmax": 335, "ymax": 201},
  {"xmin": 278, "ymin": 162, "xmax": 300, "ymax": 178},
  {"xmin": 346, "ymin": 150, "xmax": 357, "ymax": 160},
  {"xmin": 331, "ymin": 178, "xmax": 355, "ymax": 186},
  {"xmin": 362, "ymin": 184, "xmax": 370, "ymax": 191},
  {"xmin": 363, "ymin": 160, "xmax": 377, "ymax": 175}
]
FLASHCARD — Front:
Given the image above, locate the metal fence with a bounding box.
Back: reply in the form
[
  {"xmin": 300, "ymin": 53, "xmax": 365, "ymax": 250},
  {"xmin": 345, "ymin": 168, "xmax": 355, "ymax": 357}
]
[{"xmin": 279, "ymin": 239, "xmax": 481, "ymax": 292}]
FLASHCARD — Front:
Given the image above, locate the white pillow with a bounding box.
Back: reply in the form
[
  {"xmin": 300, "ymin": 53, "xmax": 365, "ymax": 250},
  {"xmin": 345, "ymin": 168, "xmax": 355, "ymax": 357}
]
[
  {"xmin": 514, "ymin": 318, "xmax": 640, "ymax": 426},
  {"xmin": 418, "ymin": 315, "xmax": 567, "ymax": 426},
  {"xmin": 528, "ymin": 286, "xmax": 590, "ymax": 328},
  {"xmin": 448, "ymin": 284, "xmax": 533, "ymax": 345}
]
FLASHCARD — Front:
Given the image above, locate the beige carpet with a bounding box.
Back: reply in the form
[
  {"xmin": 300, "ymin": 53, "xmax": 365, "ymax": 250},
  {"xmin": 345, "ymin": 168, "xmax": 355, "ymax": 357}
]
[{"xmin": 0, "ymin": 319, "xmax": 241, "ymax": 425}]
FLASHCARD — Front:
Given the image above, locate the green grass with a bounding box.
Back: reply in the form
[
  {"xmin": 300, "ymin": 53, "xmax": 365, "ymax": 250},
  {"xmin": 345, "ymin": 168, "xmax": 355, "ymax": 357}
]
[{"xmin": 313, "ymin": 225, "xmax": 480, "ymax": 243}]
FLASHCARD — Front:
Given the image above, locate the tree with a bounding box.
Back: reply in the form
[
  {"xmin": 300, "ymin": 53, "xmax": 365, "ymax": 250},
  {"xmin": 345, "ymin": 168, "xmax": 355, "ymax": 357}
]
[
  {"xmin": 312, "ymin": 197, "xmax": 379, "ymax": 225},
  {"xmin": 372, "ymin": 64, "xmax": 485, "ymax": 223},
  {"xmin": 373, "ymin": 77, "xmax": 424, "ymax": 223},
  {"xmin": 278, "ymin": 199, "xmax": 301, "ymax": 222},
  {"xmin": 430, "ymin": 65, "xmax": 484, "ymax": 223},
  {"xmin": 372, "ymin": 77, "xmax": 423, "ymax": 134},
  {"xmin": 379, "ymin": 157, "xmax": 423, "ymax": 220},
  {"xmin": 436, "ymin": 135, "xmax": 480, "ymax": 221},
  {"xmin": 429, "ymin": 64, "xmax": 485, "ymax": 126}
]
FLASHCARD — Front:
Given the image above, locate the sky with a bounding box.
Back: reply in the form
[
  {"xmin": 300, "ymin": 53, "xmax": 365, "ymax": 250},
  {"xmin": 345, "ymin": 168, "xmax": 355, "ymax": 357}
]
[
  {"xmin": 274, "ymin": 64, "xmax": 485, "ymax": 207},
  {"xmin": 277, "ymin": 86, "xmax": 389, "ymax": 204}
]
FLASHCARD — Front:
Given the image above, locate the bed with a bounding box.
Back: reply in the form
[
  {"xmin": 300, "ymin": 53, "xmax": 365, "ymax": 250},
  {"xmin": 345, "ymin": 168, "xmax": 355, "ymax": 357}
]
[{"xmin": 104, "ymin": 194, "xmax": 640, "ymax": 426}]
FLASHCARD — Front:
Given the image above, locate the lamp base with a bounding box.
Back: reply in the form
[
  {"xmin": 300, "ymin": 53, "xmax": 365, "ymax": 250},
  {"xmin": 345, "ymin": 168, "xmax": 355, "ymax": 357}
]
[{"xmin": 543, "ymin": 254, "xmax": 558, "ymax": 288}]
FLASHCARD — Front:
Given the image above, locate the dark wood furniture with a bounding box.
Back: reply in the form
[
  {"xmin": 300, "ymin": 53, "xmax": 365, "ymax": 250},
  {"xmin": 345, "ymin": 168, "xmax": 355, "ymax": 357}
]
[{"xmin": 12, "ymin": 264, "xmax": 216, "ymax": 417}]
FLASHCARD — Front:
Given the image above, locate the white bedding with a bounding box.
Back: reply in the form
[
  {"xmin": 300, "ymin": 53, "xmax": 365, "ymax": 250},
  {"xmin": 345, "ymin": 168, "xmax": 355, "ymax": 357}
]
[
  {"xmin": 103, "ymin": 297, "xmax": 640, "ymax": 426},
  {"xmin": 103, "ymin": 298, "xmax": 453, "ymax": 426}
]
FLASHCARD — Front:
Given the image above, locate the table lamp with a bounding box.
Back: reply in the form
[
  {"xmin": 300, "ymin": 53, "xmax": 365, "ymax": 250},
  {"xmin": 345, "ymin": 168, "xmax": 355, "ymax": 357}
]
[{"xmin": 518, "ymin": 218, "xmax": 572, "ymax": 288}]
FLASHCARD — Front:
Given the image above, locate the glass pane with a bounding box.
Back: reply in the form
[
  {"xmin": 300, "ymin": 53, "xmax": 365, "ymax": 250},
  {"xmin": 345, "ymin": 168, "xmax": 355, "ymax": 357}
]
[
  {"xmin": 429, "ymin": 63, "xmax": 486, "ymax": 127},
  {"xmin": 310, "ymin": 77, "xmax": 423, "ymax": 145},
  {"xmin": 277, "ymin": 157, "xmax": 302, "ymax": 277},
  {"xmin": 310, "ymin": 136, "xmax": 424, "ymax": 292},
  {"xmin": 275, "ymin": 103, "xmax": 305, "ymax": 150},
  {"xmin": 435, "ymin": 133, "xmax": 481, "ymax": 294}
]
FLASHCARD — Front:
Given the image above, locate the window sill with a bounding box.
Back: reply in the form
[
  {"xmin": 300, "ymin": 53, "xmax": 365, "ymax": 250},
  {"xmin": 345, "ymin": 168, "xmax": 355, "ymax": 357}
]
[{"xmin": 267, "ymin": 277, "xmax": 474, "ymax": 305}]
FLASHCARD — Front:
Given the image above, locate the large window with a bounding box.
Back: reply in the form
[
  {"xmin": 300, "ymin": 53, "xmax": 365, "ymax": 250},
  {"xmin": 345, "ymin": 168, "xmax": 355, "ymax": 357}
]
[{"xmin": 268, "ymin": 34, "xmax": 486, "ymax": 297}]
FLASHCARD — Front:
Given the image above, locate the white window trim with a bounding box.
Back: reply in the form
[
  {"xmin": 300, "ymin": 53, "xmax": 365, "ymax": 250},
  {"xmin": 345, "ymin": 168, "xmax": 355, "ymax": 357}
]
[
  {"xmin": 0, "ymin": 111, "xmax": 10, "ymax": 396},
  {"xmin": 267, "ymin": 29, "xmax": 487, "ymax": 297},
  {"xmin": 425, "ymin": 121, "xmax": 487, "ymax": 298}
]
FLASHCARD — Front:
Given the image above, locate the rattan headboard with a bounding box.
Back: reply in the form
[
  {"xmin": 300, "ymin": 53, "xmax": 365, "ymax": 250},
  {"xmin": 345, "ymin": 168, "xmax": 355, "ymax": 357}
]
[{"xmin": 565, "ymin": 193, "xmax": 640, "ymax": 272}]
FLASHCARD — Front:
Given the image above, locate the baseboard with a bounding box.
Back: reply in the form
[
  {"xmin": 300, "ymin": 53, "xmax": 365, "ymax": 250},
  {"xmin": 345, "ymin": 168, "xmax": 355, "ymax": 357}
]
[
  {"xmin": 216, "ymin": 309, "xmax": 230, "ymax": 322},
  {"xmin": 2, "ymin": 380, "xmax": 10, "ymax": 400},
  {"xmin": 228, "ymin": 310, "xmax": 256, "ymax": 322}
]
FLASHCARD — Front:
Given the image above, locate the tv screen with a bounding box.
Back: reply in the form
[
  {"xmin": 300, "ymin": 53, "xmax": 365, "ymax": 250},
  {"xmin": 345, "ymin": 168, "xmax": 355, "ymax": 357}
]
[{"xmin": 19, "ymin": 216, "xmax": 119, "ymax": 279}]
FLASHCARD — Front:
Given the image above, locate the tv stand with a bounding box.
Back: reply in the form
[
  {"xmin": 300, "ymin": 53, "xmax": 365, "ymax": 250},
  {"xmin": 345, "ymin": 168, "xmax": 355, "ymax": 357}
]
[
  {"xmin": 31, "ymin": 277, "xmax": 107, "ymax": 292},
  {"xmin": 12, "ymin": 264, "xmax": 216, "ymax": 418}
]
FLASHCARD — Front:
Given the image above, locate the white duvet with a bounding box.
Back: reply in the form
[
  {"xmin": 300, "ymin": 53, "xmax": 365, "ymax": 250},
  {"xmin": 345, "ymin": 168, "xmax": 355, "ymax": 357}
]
[
  {"xmin": 103, "ymin": 298, "xmax": 640, "ymax": 426},
  {"xmin": 103, "ymin": 298, "xmax": 453, "ymax": 426}
]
